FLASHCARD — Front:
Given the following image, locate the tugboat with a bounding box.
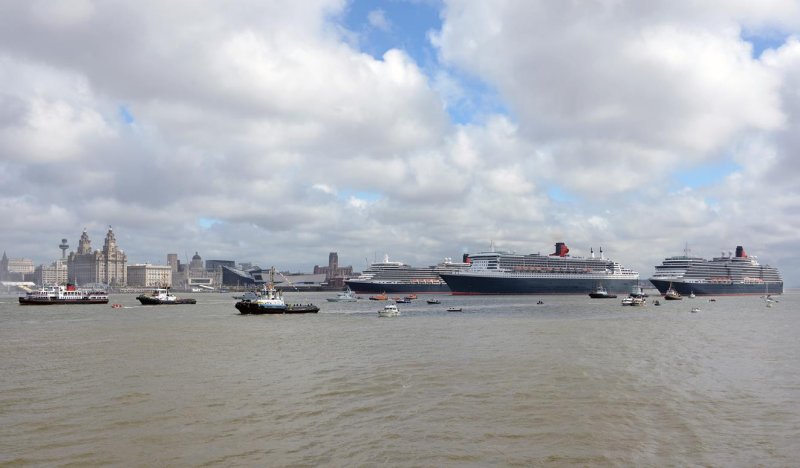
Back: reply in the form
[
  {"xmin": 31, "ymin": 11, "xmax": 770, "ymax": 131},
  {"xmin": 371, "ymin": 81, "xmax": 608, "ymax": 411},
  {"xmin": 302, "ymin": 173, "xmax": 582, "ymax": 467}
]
[
  {"xmin": 664, "ymin": 283, "xmax": 682, "ymax": 300},
  {"xmin": 235, "ymin": 268, "xmax": 319, "ymax": 315},
  {"xmin": 19, "ymin": 284, "xmax": 109, "ymax": 305},
  {"xmin": 588, "ymin": 284, "xmax": 617, "ymax": 299},
  {"xmin": 136, "ymin": 288, "xmax": 196, "ymax": 305}
]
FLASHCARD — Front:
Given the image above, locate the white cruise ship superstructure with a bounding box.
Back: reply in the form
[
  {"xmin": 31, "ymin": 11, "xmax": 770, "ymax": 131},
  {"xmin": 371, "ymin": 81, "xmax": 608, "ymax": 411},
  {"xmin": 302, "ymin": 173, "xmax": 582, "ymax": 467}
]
[
  {"xmin": 345, "ymin": 255, "xmax": 470, "ymax": 294},
  {"xmin": 439, "ymin": 242, "xmax": 639, "ymax": 295},
  {"xmin": 650, "ymin": 245, "xmax": 783, "ymax": 296}
]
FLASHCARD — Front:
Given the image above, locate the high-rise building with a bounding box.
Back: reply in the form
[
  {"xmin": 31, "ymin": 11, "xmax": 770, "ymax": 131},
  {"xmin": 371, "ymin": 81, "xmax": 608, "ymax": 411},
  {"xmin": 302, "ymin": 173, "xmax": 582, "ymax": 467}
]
[
  {"xmin": 312, "ymin": 251, "xmax": 352, "ymax": 287},
  {"xmin": 167, "ymin": 254, "xmax": 178, "ymax": 273},
  {"xmin": 329, "ymin": 252, "xmax": 338, "ymax": 275},
  {"xmin": 67, "ymin": 227, "xmax": 128, "ymax": 286},
  {"xmin": 0, "ymin": 251, "xmax": 8, "ymax": 282}
]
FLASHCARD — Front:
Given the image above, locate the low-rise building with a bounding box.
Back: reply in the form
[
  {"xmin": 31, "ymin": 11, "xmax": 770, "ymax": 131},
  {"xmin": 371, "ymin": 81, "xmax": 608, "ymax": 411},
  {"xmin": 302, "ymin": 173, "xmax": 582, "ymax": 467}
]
[
  {"xmin": 127, "ymin": 264, "xmax": 172, "ymax": 288},
  {"xmin": 34, "ymin": 259, "xmax": 68, "ymax": 286}
]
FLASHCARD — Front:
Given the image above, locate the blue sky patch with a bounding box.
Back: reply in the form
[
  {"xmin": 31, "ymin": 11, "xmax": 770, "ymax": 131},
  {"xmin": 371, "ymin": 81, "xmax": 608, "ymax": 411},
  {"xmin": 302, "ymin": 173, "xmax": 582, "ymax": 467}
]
[
  {"xmin": 339, "ymin": 1, "xmax": 507, "ymax": 125},
  {"xmin": 741, "ymin": 30, "xmax": 789, "ymax": 58},
  {"xmin": 674, "ymin": 160, "xmax": 741, "ymax": 188},
  {"xmin": 118, "ymin": 104, "xmax": 135, "ymax": 124},
  {"xmin": 197, "ymin": 217, "xmax": 222, "ymax": 229},
  {"xmin": 547, "ymin": 185, "xmax": 578, "ymax": 203},
  {"xmin": 339, "ymin": 188, "xmax": 382, "ymax": 202},
  {"xmin": 341, "ymin": 0, "xmax": 442, "ymax": 64}
]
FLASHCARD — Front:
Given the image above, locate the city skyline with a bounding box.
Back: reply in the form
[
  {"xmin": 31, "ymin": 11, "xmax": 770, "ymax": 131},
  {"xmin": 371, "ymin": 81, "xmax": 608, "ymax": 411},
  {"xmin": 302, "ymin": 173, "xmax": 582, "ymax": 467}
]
[{"xmin": 1, "ymin": 1, "xmax": 799, "ymax": 286}]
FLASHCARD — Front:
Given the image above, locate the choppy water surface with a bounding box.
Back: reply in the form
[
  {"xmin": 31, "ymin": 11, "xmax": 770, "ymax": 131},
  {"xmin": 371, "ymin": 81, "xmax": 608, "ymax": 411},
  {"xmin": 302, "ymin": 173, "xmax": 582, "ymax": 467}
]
[{"xmin": 1, "ymin": 292, "xmax": 798, "ymax": 466}]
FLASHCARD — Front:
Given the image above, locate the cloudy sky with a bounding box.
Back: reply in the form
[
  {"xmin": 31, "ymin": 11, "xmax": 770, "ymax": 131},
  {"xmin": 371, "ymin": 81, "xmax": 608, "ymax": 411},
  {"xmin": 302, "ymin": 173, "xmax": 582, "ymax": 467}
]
[{"xmin": 1, "ymin": 0, "xmax": 799, "ymax": 285}]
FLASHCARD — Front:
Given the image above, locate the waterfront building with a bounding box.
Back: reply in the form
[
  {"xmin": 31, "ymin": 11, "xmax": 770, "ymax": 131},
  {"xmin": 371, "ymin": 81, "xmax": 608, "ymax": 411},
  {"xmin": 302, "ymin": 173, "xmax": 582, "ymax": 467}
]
[
  {"xmin": 34, "ymin": 259, "xmax": 68, "ymax": 286},
  {"xmin": 0, "ymin": 252, "xmax": 7, "ymax": 282},
  {"xmin": 1, "ymin": 254, "xmax": 35, "ymax": 282},
  {"xmin": 167, "ymin": 254, "xmax": 178, "ymax": 274},
  {"xmin": 67, "ymin": 227, "xmax": 128, "ymax": 286},
  {"xmin": 206, "ymin": 260, "xmax": 235, "ymax": 270},
  {"xmin": 313, "ymin": 252, "xmax": 353, "ymax": 288},
  {"xmin": 172, "ymin": 252, "xmax": 221, "ymax": 290},
  {"xmin": 127, "ymin": 264, "xmax": 173, "ymax": 288}
]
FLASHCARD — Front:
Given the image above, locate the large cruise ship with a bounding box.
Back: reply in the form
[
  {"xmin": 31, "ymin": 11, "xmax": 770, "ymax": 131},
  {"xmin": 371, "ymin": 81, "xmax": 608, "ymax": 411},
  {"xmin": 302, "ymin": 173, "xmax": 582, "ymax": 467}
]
[
  {"xmin": 439, "ymin": 242, "xmax": 639, "ymax": 295},
  {"xmin": 649, "ymin": 245, "xmax": 783, "ymax": 296},
  {"xmin": 344, "ymin": 255, "xmax": 470, "ymax": 294}
]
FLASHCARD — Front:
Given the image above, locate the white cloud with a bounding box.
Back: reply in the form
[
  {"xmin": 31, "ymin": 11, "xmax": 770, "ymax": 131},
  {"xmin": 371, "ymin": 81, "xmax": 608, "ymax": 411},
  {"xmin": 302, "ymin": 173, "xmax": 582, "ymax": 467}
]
[
  {"xmin": 367, "ymin": 9, "xmax": 391, "ymax": 32},
  {"xmin": 0, "ymin": 0, "xmax": 799, "ymax": 286}
]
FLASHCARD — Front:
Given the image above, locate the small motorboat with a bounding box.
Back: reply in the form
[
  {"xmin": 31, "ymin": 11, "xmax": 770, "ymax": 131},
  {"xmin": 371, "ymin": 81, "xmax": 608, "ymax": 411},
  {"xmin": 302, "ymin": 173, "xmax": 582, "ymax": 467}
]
[
  {"xmin": 654, "ymin": 300, "xmax": 661, "ymax": 306},
  {"xmin": 395, "ymin": 298, "xmax": 411, "ymax": 304},
  {"xmin": 379, "ymin": 303, "xmax": 400, "ymax": 317},
  {"xmin": 691, "ymin": 307, "xmax": 700, "ymax": 313},
  {"xmin": 369, "ymin": 293, "xmax": 388, "ymax": 301},
  {"xmin": 446, "ymin": 307, "xmax": 462, "ymax": 312},
  {"xmin": 426, "ymin": 298, "xmax": 441, "ymax": 304},
  {"xmin": 326, "ymin": 287, "xmax": 358, "ymax": 302}
]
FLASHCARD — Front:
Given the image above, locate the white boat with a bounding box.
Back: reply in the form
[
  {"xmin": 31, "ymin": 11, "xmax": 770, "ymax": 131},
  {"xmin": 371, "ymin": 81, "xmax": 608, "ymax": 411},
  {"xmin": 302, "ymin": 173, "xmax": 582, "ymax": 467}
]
[
  {"xmin": 622, "ymin": 296, "xmax": 646, "ymax": 306},
  {"xmin": 378, "ymin": 303, "xmax": 400, "ymax": 317},
  {"xmin": 691, "ymin": 307, "xmax": 700, "ymax": 313},
  {"xmin": 622, "ymin": 285, "xmax": 646, "ymax": 306},
  {"xmin": 19, "ymin": 284, "xmax": 109, "ymax": 305},
  {"xmin": 326, "ymin": 287, "xmax": 358, "ymax": 302},
  {"xmin": 446, "ymin": 307, "xmax": 462, "ymax": 312}
]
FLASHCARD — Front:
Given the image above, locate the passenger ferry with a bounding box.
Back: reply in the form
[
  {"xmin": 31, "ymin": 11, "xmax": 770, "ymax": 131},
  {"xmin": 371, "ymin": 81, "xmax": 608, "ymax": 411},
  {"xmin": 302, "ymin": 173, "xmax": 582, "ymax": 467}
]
[
  {"xmin": 649, "ymin": 245, "xmax": 783, "ymax": 296},
  {"xmin": 19, "ymin": 284, "xmax": 109, "ymax": 305},
  {"xmin": 439, "ymin": 243, "xmax": 639, "ymax": 295}
]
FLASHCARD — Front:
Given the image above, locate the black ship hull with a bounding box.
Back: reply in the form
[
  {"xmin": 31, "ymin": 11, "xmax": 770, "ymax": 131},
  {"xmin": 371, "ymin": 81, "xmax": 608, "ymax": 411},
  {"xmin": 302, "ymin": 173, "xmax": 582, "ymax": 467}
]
[
  {"xmin": 439, "ymin": 274, "xmax": 638, "ymax": 295},
  {"xmin": 344, "ymin": 280, "xmax": 450, "ymax": 294},
  {"xmin": 235, "ymin": 301, "xmax": 319, "ymax": 315},
  {"xmin": 588, "ymin": 293, "xmax": 617, "ymax": 299},
  {"xmin": 650, "ymin": 279, "xmax": 783, "ymax": 296},
  {"xmin": 19, "ymin": 297, "xmax": 109, "ymax": 305},
  {"xmin": 136, "ymin": 296, "xmax": 197, "ymax": 305}
]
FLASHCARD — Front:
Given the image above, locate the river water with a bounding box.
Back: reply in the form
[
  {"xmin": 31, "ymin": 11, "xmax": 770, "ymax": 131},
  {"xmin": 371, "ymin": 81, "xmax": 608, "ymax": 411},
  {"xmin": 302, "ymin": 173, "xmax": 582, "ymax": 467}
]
[{"xmin": 1, "ymin": 292, "xmax": 798, "ymax": 466}]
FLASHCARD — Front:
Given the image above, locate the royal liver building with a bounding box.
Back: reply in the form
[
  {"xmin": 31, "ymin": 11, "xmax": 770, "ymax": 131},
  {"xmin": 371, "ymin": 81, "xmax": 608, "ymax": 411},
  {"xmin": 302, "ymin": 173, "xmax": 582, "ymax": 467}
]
[{"xmin": 67, "ymin": 227, "xmax": 128, "ymax": 286}]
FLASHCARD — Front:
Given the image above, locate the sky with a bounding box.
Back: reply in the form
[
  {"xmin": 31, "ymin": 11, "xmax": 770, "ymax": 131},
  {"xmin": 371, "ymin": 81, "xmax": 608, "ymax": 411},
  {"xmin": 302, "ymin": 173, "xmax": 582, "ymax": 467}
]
[{"xmin": 1, "ymin": 0, "xmax": 800, "ymax": 285}]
